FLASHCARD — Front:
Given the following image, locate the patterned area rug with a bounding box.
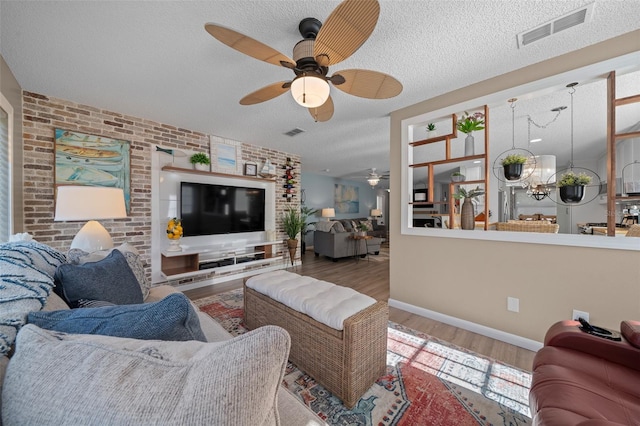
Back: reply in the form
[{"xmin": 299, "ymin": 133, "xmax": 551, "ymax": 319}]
[{"xmin": 194, "ymin": 289, "xmax": 532, "ymax": 426}]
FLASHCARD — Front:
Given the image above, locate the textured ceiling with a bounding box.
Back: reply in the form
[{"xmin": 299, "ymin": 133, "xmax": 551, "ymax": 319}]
[{"xmin": 1, "ymin": 0, "xmax": 639, "ymax": 188}]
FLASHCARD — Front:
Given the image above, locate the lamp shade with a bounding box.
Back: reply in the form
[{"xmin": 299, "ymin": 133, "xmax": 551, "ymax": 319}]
[
  {"xmin": 321, "ymin": 208, "xmax": 335, "ymax": 218},
  {"xmin": 55, "ymin": 186, "xmax": 127, "ymax": 252},
  {"xmin": 55, "ymin": 186, "xmax": 127, "ymax": 221},
  {"xmin": 371, "ymin": 209, "xmax": 382, "ymax": 217},
  {"xmin": 290, "ymin": 75, "xmax": 330, "ymax": 108}
]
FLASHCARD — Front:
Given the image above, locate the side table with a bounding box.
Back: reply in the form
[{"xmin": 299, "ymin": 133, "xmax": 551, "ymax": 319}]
[{"xmin": 349, "ymin": 234, "xmax": 373, "ymax": 262}]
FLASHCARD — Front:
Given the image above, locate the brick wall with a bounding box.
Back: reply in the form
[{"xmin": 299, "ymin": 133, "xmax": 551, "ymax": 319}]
[{"xmin": 21, "ymin": 91, "xmax": 300, "ymax": 280}]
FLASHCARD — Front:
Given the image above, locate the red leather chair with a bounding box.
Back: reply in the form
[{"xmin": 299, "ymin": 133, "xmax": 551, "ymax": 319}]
[{"xmin": 529, "ymin": 320, "xmax": 640, "ymax": 425}]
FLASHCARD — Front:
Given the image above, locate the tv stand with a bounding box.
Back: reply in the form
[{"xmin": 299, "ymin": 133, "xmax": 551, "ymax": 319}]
[{"xmin": 160, "ymin": 241, "xmax": 283, "ymax": 281}]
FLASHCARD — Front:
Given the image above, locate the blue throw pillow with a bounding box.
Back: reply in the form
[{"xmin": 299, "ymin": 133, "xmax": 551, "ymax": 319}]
[
  {"xmin": 27, "ymin": 293, "xmax": 207, "ymax": 342},
  {"xmin": 54, "ymin": 249, "xmax": 143, "ymax": 307}
]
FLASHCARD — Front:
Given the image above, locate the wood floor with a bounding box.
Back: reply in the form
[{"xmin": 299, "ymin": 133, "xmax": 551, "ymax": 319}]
[{"xmin": 185, "ymin": 243, "xmax": 536, "ymax": 371}]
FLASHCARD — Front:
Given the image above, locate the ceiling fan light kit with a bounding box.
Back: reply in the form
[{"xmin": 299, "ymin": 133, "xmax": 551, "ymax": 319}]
[
  {"xmin": 204, "ymin": 0, "xmax": 401, "ymax": 121},
  {"xmin": 290, "ymin": 75, "xmax": 330, "ymax": 108}
]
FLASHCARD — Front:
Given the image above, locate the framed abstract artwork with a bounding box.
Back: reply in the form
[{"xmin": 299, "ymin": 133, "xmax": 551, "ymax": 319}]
[
  {"xmin": 54, "ymin": 129, "xmax": 131, "ymax": 213},
  {"xmin": 334, "ymin": 184, "xmax": 359, "ymax": 214}
]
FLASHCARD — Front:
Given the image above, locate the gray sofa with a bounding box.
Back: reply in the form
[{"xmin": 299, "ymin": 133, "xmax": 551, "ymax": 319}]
[
  {"xmin": 314, "ymin": 219, "xmax": 382, "ymax": 261},
  {"xmin": 0, "ymin": 241, "xmax": 326, "ymax": 425}
]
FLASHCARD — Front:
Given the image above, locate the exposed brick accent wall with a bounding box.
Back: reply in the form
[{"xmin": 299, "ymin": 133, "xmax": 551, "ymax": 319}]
[{"xmin": 21, "ymin": 91, "xmax": 300, "ymax": 281}]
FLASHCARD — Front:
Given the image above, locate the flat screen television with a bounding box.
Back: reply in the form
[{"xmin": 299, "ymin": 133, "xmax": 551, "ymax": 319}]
[{"xmin": 180, "ymin": 182, "xmax": 265, "ymax": 236}]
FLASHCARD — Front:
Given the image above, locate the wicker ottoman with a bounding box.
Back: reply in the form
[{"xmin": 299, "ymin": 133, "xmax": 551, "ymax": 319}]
[{"xmin": 243, "ymin": 273, "xmax": 388, "ymax": 408}]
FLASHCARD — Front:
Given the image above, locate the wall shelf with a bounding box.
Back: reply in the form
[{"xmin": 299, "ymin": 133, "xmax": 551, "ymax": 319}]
[{"xmin": 162, "ymin": 165, "xmax": 275, "ymax": 182}]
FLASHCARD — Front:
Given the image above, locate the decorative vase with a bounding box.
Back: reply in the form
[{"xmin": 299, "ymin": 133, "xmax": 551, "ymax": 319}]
[
  {"xmin": 464, "ymin": 133, "xmax": 474, "ymax": 156},
  {"xmin": 286, "ymin": 239, "xmax": 298, "ymax": 266},
  {"xmin": 503, "ymin": 163, "xmax": 524, "ymax": 181},
  {"xmin": 460, "ymin": 198, "xmax": 475, "ymax": 230},
  {"xmin": 559, "ymin": 185, "xmax": 585, "ymax": 203},
  {"xmin": 194, "ymin": 163, "xmax": 209, "ymax": 171},
  {"xmin": 427, "ymin": 131, "xmax": 436, "ymax": 139},
  {"xmin": 167, "ymin": 238, "xmax": 182, "ymax": 252}
]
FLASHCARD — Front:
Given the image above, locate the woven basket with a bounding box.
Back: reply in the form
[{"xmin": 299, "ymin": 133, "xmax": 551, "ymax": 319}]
[
  {"xmin": 243, "ymin": 283, "xmax": 388, "ymax": 408},
  {"xmin": 496, "ymin": 221, "xmax": 560, "ymax": 233},
  {"xmin": 626, "ymin": 224, "xmax": 640, "ymax": 237}
]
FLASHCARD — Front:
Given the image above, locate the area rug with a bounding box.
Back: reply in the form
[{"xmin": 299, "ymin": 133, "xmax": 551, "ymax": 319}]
[{"xmin": 194, "ymin": 289, "xmax": 532, "ymax": 426}]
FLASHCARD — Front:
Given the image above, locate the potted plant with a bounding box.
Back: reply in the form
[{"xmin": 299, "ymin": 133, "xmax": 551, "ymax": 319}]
[
  {"xmin": 451, "ymin": 171, "xmax": 466, "ymax": 182},
  {"xmin": 453, "ymin": 186, "xmax": 485, "ymax": 230},
  {"xmin": 426, "ymin": 123, "xmax": 436, "ymax": 138},
  {"xmin": 557, "ymin": 171, "xmax": 592, "ymax": 203},
  {"xmin": 190, "ymin": 152, "xmax": 211, "ymax": 171},
  {"xmin": 501, "ymin": 154, "xmax": 528, "ymax": 181},
  {"xmin": 300, "ymin": 206, "xmax": 318, "ymax": 255},
  {"xmin": 457, "ymin": 111, "xmax": 485, "ymax": 156},
  {"xmin": 356, "ymin": 222, "xmax": 369, "ymax": 237},
  {"xmin": 281, "ymin": 207, "xmax": 304, "ymax": 265}
]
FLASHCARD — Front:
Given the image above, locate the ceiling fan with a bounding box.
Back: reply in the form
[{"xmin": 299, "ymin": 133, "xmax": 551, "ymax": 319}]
[
  {"xmin": 358, "ymin": 168, "xmax": 389, "ymax": 187},
  {"xmin": 204, "ymin": 0, "xmax": 402, "ymax": 122}
]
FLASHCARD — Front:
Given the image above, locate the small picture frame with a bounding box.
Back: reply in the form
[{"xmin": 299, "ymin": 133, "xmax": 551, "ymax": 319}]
[{"xmin": 244, "ymin": 163, "xmax": 257, "ymax": 176}]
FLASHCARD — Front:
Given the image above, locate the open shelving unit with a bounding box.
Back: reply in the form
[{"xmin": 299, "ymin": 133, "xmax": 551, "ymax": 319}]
[
  {"xmin": 409, "ymin": 105, "xmax": 490, "ymax": 230},
  {"xmin": 606, "ymin": 71, "xmax": 640, "ymax": 236}
]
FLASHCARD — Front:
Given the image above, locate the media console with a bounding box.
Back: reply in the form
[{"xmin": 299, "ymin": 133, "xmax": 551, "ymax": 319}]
[{"xmin": 160, "ymin": 241, "xmax": 283, "ymax": 281}]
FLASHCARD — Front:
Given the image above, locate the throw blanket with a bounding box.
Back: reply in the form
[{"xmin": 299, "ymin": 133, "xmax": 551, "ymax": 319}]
[
  {"xmin": 314, "ymin": 221, "xmax": 339, "ymax": 233},
  {"xmin": 0, "ymin": 241, "xmax": 66, "ymax": 356}
]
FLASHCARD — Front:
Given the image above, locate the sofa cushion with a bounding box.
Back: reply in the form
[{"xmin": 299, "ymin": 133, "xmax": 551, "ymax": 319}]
[
  {"xmin": 2, "ymin": 324, "xmax": 290, "ymax": 425},
  {"xmin": 67, "ymin": 242, "xmax": 150, "ymax": 299},
  {"xmin": 0, "ymin": 241, "xmax": 67, "ymax": 356},
  {"xmin": 54, "ymin": 249, "xmax": 143, "ymax": 307},
  {"xmin": 27, "ymin": 293, "xmax": 206, "ymax": 342}
]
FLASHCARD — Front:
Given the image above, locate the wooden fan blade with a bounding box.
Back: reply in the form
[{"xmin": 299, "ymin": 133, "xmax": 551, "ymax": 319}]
[
  {"xmin": 240, "ymin": 82, "xmax": 291, "ymax": 105},
  {"xmin": 308, "ymin": 96, "xmax": 334, "ymax": 122},
  {"xmin": 333, "ymin": 69, "xmax": 402, "ymax": 99},
  {"xmin": 205, "ymin": 23, "xmax": 295, "ymax": 68},
  {"xmin": 314, "ymin": 0, "xmax": 380, "ymax": 67}
]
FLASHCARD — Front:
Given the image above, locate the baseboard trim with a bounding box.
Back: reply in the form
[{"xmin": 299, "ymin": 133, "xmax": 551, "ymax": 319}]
[{"xmin": 388, "ymin": 298, "xmax": 543, "ymax": 352}]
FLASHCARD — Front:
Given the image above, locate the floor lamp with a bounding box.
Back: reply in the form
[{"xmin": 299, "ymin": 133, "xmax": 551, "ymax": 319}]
[{"xmin": 54, "ymin": 186, "xmax": 127, "ymax": 252}]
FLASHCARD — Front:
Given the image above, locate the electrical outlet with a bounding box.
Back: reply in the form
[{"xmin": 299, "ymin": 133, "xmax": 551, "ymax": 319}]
[
  {"xmin": 507, "ymin": 297, "xmax": 519, "ymax": 313},
  {"xmin": 572, "ymin": 309, "xmax": 589, "ymax": 322}
]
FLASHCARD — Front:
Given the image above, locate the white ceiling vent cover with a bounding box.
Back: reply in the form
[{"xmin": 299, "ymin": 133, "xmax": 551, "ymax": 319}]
[
  {"xmin": 284, "ymin": 128, "xmax": 305, "ymax": 137},
  {"xmin": 517, "ymin": 3, "xmax": 594, "ymax": 48}
]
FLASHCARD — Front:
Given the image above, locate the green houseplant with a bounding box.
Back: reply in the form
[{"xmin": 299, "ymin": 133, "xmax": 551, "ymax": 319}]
[
  {"xmin": 456, "ymin": 112, "xmax": 485, "ymax": 134},
  {"xmin": 281, "ymin": 207, "xmax": 304, "ymax": 265},
  {"xmin": 190, "ymin": 152, "xmax": 211, "ymax": 171},
  {"xmin": 501, "ymin": 154, "xmax": 528, "ymax": 181},
  {"xmin": 451, "ymin": 171, "xmax": 466, "ymax": 182},
  {"xmin": 300, "ymin": 206, "xmax": 318, "ymax": 254},
  {"xmin": 457, "ymin": 111, "xmax": 485, "ymax": 156},
  {"xmin": 557, "ymin": 171, "xmax": 592, "ymax": 203},
  {"xmin": 453, "ymin": 186, "xmax": 485, "ymax": 230},
  {"xmin": 356, "ymin": 222, "xmax": 369, "ymax": 236}
]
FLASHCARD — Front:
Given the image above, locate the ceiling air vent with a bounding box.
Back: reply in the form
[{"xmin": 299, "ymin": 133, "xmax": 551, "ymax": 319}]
[
  {"xmin": 284, "ymin": 128, "xmax": 305, "ymax": 137},
  {"xmin": 517, "ymin": 3, "xmax": 594, "ymax": 48}
]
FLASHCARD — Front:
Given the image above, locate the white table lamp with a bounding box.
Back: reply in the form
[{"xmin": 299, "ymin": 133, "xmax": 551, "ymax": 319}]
[
  {"xmin": 321, "ymin": 208, "xmax": 335, "ymax": 221},
  {"xmin": 371, "ymin": 209, "xmax": 382, "ymax": 218},
  {"xmin": 54, "ymin": 186, "xmax": 127, "ymax": 252}
]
